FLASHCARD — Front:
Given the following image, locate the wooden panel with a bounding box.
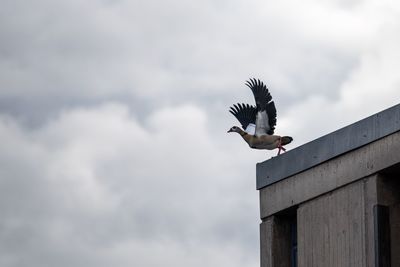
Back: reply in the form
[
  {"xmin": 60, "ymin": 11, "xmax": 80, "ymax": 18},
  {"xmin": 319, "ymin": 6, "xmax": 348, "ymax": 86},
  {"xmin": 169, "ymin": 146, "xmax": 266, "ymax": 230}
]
[{"xmin": 297, "ymin": 180, "xmax": 367, "ymax": 267}]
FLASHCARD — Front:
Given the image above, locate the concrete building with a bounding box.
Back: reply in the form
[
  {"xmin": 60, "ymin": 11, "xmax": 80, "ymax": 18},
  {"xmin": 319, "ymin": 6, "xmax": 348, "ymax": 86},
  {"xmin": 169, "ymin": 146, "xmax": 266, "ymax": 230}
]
[{"xmin": 257, "ymin": 104, "xmax": 400, "ymax": 267}]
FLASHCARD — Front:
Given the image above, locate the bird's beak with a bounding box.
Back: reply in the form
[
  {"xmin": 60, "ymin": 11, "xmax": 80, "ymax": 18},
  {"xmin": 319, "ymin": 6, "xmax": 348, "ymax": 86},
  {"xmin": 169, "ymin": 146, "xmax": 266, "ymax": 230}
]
[{"xmin": 227, "ymin": 129, "xmax": 232, "ymax": 133}]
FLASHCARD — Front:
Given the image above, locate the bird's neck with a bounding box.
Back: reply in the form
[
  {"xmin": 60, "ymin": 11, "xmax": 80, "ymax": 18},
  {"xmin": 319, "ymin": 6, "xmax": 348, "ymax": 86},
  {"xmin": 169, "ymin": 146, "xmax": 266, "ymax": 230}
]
[
  {"xmin": 238, "ymin": 129, "xmax": 247, "ymax": 136},
  {"xmin": 238, "ymin": 129, "xmax": 253, "ymax": 144}
]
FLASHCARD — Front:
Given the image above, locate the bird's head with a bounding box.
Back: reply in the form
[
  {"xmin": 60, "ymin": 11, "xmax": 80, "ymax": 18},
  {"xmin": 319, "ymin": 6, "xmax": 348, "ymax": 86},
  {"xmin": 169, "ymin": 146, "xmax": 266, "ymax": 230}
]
[{"xmin": 227, "ymin": 126, "xmax": 241, "ymax": 133}]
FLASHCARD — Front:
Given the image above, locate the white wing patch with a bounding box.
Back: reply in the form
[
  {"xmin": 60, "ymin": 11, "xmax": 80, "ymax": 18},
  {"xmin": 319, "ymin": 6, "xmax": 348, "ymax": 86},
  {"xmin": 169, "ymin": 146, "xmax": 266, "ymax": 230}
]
[
  {"xmin": 245, "ymin": 123, "xmax": 256, "ymax": 135},
  {"xmin": 255, "ymin": 110, "xmax": 271, "ymax": 136}
]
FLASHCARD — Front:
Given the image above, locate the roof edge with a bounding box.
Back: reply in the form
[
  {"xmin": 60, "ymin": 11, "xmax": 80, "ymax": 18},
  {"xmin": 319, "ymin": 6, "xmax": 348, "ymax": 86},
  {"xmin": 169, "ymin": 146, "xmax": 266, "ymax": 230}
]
[{"xmin": 256, "ymin": 103, "xmax": 400, "ymax": 190}]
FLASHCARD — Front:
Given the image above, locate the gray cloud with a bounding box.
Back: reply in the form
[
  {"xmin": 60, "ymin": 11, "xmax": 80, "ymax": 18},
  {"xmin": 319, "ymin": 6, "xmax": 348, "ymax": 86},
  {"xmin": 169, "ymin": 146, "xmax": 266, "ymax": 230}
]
[
  {"xmin": 0, "ymin": 104, "xmax": 259, "ymax": 267},
  {"xmin": 0, "ymin": 0, "xmax": 364, "ymax": 123},
  {"xmin": 2, "ymin": 0, "xmax": 400, "ymax": 266}
]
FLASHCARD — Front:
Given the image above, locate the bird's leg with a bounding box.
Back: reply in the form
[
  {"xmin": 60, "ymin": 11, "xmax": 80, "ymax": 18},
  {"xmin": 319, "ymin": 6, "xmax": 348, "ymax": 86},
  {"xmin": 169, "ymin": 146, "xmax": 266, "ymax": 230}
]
[
  {"xmin": 277, "ymin": 138, "xmax": 282, "ymax": 155},
  {"xmin": 276, "ymin": 137, "xmax": 287, "ymax": 156}
]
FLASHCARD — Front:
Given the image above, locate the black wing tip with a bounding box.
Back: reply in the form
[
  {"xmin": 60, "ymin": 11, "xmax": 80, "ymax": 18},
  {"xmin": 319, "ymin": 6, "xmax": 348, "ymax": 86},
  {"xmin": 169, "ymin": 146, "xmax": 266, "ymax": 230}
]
[
  {"xmin": 245, "ymin": 78, "xmax": 256, "ymax": 88},
  {"xmin": 245, "ymin": 78, "xmax": 273, "ymax": 111},
  {"xmin": 245, "ymin": 78, "xmax": 266, "ymax": 87},
  {"xmin": 228, "ymin": 102, "xmax": 257, "ymax": 129}
]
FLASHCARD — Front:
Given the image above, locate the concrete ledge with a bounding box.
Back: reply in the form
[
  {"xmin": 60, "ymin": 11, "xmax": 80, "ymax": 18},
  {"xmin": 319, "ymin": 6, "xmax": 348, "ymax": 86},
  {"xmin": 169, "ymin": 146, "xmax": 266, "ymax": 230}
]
[
  {"xmin": 257, "ymin": 103, "xmax": 400, "ymax": 189},
  {"xmin": 259, "ymin": 131, "xmax": 400, "ymax": 219}
]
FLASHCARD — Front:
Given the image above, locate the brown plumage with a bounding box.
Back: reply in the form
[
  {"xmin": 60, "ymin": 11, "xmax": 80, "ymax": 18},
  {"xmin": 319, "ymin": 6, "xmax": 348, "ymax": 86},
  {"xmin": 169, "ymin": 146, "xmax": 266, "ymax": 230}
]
[{"xmin": 228, "ymin": 79, "xmax": 293, "ymax": 155}]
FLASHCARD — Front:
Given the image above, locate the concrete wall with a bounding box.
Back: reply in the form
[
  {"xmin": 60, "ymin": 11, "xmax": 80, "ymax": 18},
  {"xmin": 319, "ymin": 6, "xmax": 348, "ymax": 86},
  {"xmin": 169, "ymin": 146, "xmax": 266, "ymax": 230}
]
[
  {"xmin": 259, "ymin": 131, "xmax": 400, "ymax": 219},
  {"xmin": 260, "ymin": 216, "xmax": 291, "ymax": 267},
  {"xmin": 257, "ymin": 105, "xmax": 400, "ymax": 267},
  {"xmin": 377, "ymin": 174, "xmax": 400, "ymax": 266},
  {"xmin": 297, "ymin": 176, "xmax": 376, "ymax": 267},
  {"xmin": 259, "ymin": 172, "xmax": 400, "ymax": 267},
  {"xmin": 390, "ymin": 203, "xmax": 400, "ymax": 266}
]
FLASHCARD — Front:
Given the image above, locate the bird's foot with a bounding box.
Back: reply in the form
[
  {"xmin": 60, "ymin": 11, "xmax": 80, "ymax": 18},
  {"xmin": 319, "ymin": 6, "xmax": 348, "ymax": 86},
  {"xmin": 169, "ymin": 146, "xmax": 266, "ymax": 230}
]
[
  {"xmin": 276, "ymin": 145, "xmax": 286, "ymax": 156},
  {"xmin": 276, "ymin": 137, "xmax": 287, "ymax": 156}
]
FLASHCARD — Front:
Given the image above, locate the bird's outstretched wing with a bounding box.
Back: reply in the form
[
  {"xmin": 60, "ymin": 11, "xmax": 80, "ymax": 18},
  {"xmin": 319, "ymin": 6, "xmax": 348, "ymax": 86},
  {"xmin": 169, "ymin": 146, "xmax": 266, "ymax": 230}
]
[
  {"xmin": 229, "ymin": 103, "xmax": 257, "ymax": 131},
  {"xmin": 246, "ymin": 78, "xmax": 277, "ymax": 135}
]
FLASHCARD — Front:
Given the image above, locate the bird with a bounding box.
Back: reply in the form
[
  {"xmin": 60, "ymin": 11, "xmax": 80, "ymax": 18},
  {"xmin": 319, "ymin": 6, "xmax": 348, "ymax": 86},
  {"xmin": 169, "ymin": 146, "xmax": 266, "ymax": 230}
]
[{"xmin": 228, "ymin": 78, "xmax": 293, "ymax": 155}]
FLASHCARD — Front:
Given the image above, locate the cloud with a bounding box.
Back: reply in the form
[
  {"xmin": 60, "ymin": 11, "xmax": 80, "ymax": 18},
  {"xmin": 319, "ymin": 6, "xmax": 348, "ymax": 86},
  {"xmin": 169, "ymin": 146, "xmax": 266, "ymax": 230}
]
[
  {"xmin": 0, "ymin": 0, "xmax": 380, "ymax": 124},
  {"xmin": 2, "ymin": 0, "xmax": 400, "ymax": 266},
  {"xmin": 0, "ymin": 103, "xmax": 259, "ymax": 267}
]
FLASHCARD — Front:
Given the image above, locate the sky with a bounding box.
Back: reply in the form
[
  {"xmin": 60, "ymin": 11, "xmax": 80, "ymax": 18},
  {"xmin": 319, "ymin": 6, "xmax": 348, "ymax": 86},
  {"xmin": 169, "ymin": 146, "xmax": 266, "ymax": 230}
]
[{"xmin": 1, "ymin": 0, "xmax": 400, "ymax": 266}]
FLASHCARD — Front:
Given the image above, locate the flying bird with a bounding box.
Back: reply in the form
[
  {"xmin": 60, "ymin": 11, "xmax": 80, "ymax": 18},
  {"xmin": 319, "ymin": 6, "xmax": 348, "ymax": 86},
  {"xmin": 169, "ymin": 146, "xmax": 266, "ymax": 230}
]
[{"xmin": 228, "ymin": 78, "xmax": 293, "ymax": 155}]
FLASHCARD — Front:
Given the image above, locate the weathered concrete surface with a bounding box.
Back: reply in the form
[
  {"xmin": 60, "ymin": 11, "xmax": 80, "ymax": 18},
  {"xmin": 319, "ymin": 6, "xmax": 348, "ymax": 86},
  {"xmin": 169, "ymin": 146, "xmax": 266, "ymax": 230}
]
[
  {"xmin": 260, "ymin": 218, "xmax": 273, "ymax": 267},
  {"xmin": 260, "ymin": 131, "xmax": 400, "ymax": 219},
  {"xmin": 377, "ymin": 176, "xmax": 400, "ymax": 266},
  {"xmin": 390, "ymin": 203, "xmax": 400, "ymax": 266},
  {"xmin": 257, "ymin": 103, "xmax": 400, "ymax": 189},
  {"xmin": 260, "ymin": 216, "xmax": 291, "ymax": 267},
  {"xmin": 261, "ymin": 174, "xmax": 399, "ymax": 267},
  {"xmin": 298, "ymin": 178, "xmax": 366, "ymax": 267},
  {"xmin": 258, "ymin": 104, "xmax": 400, "ymax": 267},
  {"xmin": 297, "ymin": 176, "xmax": 379, "ymax": 267}
]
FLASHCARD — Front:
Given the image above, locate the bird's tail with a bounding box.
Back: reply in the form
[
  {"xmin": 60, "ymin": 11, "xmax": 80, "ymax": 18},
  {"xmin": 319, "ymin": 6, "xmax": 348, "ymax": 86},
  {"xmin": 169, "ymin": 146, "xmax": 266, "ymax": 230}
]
[{"xmin": 281, "ymin": 136, "xmax": 293, "ymax": 146}]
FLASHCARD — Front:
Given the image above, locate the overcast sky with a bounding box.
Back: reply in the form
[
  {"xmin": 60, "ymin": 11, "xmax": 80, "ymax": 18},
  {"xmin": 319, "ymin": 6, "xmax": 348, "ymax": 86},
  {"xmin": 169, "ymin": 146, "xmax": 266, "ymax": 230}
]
[{"xmin": 1, "ymin": 0, "xmax": 400, "ymax": 266}]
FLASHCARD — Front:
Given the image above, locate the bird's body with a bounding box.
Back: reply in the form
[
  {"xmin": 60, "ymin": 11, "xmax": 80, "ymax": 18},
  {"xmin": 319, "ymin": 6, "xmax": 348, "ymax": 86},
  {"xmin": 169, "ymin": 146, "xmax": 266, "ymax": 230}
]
[
  {"xmin": 228, "ymin": 79, "xmax": 293, "ymax": 155},
  {"xmin": 233, "ymin": 128, "xmax": 279, "ymax": 149}
]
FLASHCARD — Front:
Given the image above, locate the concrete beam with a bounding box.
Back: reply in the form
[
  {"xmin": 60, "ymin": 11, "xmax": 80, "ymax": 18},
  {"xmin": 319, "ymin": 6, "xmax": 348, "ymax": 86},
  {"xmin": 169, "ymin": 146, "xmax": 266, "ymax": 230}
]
[
  {"xmin": 259, "ymin": 131, "xmax": 400, "ymax": 219},
  {"xmin": 257, "ymin": 103, "xmax": 400, "ymax": 189}
]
